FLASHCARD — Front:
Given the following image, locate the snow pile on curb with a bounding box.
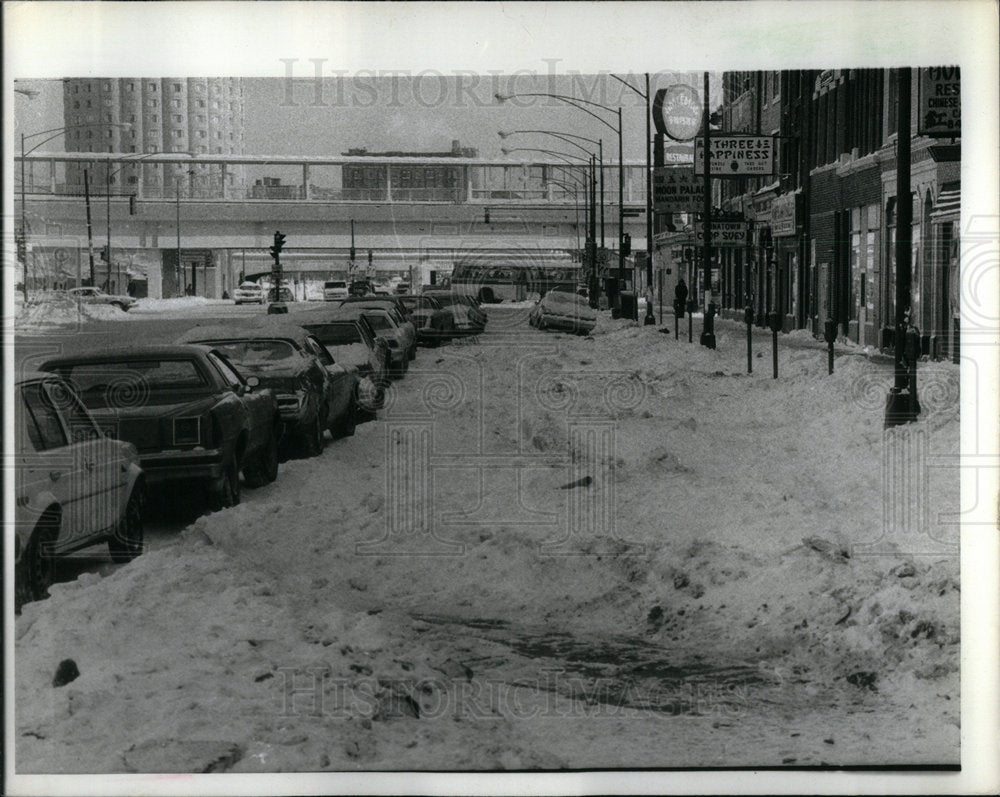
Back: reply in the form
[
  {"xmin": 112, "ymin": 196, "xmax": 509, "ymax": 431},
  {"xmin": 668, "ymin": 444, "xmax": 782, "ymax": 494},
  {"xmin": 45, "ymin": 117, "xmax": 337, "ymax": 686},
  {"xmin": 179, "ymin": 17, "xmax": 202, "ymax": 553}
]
[
  {"xmin": 15, "ymin": 294, "xmax": 125, "ymax": 329},
  {"xmin": 132, "ymin": 297, "xmax": 234, "ymax": 313}
]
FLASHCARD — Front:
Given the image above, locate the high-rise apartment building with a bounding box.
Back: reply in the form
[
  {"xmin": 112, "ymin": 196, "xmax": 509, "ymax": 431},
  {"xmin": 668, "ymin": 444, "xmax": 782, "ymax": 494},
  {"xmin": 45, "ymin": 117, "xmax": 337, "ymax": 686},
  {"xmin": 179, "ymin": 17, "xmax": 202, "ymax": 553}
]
[{"xmin": 61, "ymin": 77, "xmax": 247, "ymax": 196}]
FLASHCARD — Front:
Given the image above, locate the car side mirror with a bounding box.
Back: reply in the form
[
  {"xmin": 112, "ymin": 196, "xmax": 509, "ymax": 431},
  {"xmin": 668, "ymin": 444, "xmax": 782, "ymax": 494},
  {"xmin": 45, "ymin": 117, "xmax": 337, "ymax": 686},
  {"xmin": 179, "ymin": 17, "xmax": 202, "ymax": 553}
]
[{"xmin": 245, "ymin": 375, "xmax": 260, "ymax": 390}]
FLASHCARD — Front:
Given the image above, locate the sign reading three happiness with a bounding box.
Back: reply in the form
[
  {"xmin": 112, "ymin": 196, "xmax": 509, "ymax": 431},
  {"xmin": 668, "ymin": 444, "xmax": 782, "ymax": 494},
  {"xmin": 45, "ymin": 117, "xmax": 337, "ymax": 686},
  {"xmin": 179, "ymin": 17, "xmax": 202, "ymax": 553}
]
[{"xmin": 693, "ymin": 135, "xmax": 776, "ymax": 177}]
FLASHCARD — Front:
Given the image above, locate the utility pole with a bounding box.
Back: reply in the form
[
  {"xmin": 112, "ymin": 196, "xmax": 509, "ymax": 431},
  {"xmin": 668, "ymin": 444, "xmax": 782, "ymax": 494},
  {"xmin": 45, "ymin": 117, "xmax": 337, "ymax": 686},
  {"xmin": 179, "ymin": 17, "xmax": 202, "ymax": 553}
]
[
  {"xmin": 84, "ymin": 168, "xmax": 95, "ymax": 287},
  {"xmin": 885, "ymin": 67, "xmax": 919, "ymax": 426},
  {"xmin": 645, "ymin": 73, "xmax": 654, "ymax": 303},
  {"xmin": 700, "ymin": 71, "xmax": 716, "ymax": 348}
]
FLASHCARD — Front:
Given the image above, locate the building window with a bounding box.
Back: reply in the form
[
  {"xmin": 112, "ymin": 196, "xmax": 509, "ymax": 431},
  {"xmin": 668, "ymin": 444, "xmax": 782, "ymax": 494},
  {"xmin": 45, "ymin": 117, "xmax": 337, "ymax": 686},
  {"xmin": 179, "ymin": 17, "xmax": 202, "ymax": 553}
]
[
  {"xmin": 148, "ymin": 99, "xmax": 158, "ymax": 107},
  {"xmin": 197, "ymin": 145, "xmax": 206, "ymax": 154},
  {"xmin": 86, "ymin": 130, "xmax": 92, "ymax": 139},
  {"xmin": 197, "ymin": 99, "xmax": 205, "ymax": 108},
  {"xmin": 215, "ymin": 147, "xmax": 222, "ymax": 153},
  {"xmin": 172, "ymin": 99, "xmax": 181, "ymax": 108},
  {"xmin": 127, "ymin": 82, "xmax": 134, "ymax": 91},
  {"xmin": 215, "ymin": 131, "xmax": 221, "ymax": 139},
  {"xmin": 106, "ymin": 112, "xmax": 114, "ymax": 122},
  {"xmin": 149, "ymin": 83, "xmax": 157, "ymax": 92},
  {"xmin": 198, "ymin": 130, "xmax": 206, "ymax": 138},
  {"xmin": 86, "ymin": 84, "xmax": 92, "ymax": 92},
  {"xmin": 103, "ymin": 82, "xmax": 111, "ymax": 91},
  {"xmin": 150, "ymin": 114, "xmax": 158, "ymax": 122},
  {"xmin": 73, "ymin": 100, "xmax": 80, "ymax": 109},
  {"xmin": 173, "ymin": 114, "xmax": 182, "ymax": 122},
  {"xmin": 86, "ymin": 100, "xmax": 92, "ymax": 108},
  {"xmin": 129, "ymin": 114, "xmax": 136, "ymax": 123},
  {"xmin": 173, "ymin": 129, "xmax": 183, "ymax": 138},
  {"xmin": 106, "ymin": 130, "xmax": 113, "ymax": 138},
  {"xmin": 129, "ymin": 145, "xmax": 137, "ymax": 153},
  {"xmin": 196, "ymin": 114, "xmax": 205, "ymax": 122},
  {"xmin": 173, "ymin": 83, "xmax": 182, "ymax": 92},
  {"xmin": 73, "ymin": 85, "xmax": 79, "ymax": 94},
  {"xmin": 150, "ymin": 144, "xmax": 158, "ymax": 152},
  {"xmin": 128, "ymin": 175, "xmax": 138, "ymax": 184}
]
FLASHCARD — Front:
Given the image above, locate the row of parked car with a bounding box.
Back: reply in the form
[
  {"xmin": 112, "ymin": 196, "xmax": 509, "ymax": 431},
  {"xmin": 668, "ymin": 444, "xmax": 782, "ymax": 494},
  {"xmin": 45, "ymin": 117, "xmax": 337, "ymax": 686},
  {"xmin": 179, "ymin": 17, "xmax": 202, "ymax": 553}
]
[{"xmin": 13, "ymin": 291, "xmax": 490, "ymax": 612}]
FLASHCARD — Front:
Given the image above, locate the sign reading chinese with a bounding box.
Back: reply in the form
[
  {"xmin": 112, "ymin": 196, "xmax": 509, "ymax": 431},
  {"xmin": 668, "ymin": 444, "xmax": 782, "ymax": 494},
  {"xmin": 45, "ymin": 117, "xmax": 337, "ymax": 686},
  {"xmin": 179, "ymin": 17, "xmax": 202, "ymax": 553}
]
[
  {"xmin": 653, "ymin": 84, "xmax": 703, "ymax": 142},
  {"xmin": 694, "ymin": 135, "xmax": 775, "ymax": 176},
  {"xmin": 653, "ymin": 167, "xmax": 704, "ymax": 213},
  {"xmin": 770, "ymin": 192, "xmax": 798, "ymax": 236},
  {"xmin": 918, "ymin": 66, "xmax": 960, "ymax": 137}
]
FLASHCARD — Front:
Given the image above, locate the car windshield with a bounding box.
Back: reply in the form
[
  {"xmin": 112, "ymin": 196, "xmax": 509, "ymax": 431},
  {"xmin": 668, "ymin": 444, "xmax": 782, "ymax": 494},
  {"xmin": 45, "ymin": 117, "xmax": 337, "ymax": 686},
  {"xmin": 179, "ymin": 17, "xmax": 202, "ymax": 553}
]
[
  {"xmin": 197, "ymin": 339, "xmax": 298, "ymax": 365},
  {"xmin": 325, "ymin": 282, "xmax": 346, "ymax": 289},
  {"xmin": 238, "ymin": 282, "xmax": 260, "ymax": 290},
  {"xmin": 58, "ymin": 359, "xmax": 207, "ymax": 392}
]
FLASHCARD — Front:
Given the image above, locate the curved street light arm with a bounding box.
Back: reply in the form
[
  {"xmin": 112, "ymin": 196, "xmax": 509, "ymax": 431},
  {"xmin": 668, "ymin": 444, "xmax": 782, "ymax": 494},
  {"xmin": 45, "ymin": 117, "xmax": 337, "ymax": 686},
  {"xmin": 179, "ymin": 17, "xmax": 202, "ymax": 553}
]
[
  {"xmin": 610, "ymin": 73, "xmax": 647, "ymax": 100},
  {"xmin": 501, "ymin": 146, "xmax": 589, "ymax": 165},
  {"xmin": 22, "ymin": 123, "xmax": 134, "ymax": 157},
  {"xmin": 496, "ymin": 92, "xmax": 619, "ymax": 133},
  {"xmin": 499, "ymin": 129, "xmax": 601, "ymax": 147},
  {"xmin": 499, "ymin": 130, "xmax": 593, "ymax": 158}
]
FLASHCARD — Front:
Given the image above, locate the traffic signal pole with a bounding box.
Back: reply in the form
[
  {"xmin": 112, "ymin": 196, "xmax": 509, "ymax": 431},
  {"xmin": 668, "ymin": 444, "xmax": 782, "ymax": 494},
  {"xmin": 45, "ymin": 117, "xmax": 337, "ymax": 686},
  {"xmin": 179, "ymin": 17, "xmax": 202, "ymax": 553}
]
[{"xmin": 84, "ymin": 168, "xmax": 96, "ymax": 288}]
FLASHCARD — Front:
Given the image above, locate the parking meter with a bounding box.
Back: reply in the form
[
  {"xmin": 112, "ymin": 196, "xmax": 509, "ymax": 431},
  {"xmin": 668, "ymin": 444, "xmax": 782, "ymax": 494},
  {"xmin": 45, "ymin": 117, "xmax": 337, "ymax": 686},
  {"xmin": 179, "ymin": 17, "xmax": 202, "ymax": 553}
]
[
  {"xmin": 744, "ymin": 305, "xmax": 753, "ymax": 374},
  {"xmin": 743, "ymin": 305, "xmax": 753, "ymax": 325},
  {"xmin": 767, "ymin": 312, "xmax": 782, "ymax": 333},
  {"xmin": 673, "ymin": 298, "xmax": 684, "ymax": 318},
  {"xmin": 767, "ymin": 313, "xmax": 781, "ymax": 378}
]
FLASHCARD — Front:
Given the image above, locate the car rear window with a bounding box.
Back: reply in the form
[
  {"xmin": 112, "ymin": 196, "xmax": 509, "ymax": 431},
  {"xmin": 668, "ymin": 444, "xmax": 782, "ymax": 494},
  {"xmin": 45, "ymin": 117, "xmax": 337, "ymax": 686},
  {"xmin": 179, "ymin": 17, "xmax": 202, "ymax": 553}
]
[
  {"xmin": 303, "ymin": 322, "xmax": 362, "ymax": 345},
  {"xmin": 58, "ymin": 359, "xmax": 207, "ymax": 392},
  {"xmin": 325, "ymin": 281, "xmax": 347, "ymax": 289},
  {"xmin": 364, "ymin": 313, "xmax": 392, "ymax": 332},
  {"xmin": 197, "ymin": 339, "xmax": 298, "ymax": 366}
]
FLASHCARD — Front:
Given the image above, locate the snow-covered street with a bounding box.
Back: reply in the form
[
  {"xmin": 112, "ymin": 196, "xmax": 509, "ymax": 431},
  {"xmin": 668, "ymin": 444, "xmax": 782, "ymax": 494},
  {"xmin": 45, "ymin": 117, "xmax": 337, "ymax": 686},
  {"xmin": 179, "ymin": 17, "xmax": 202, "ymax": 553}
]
[{"xmin": 14, "ymin": 307, "xmax": 960, "ymax": 771}]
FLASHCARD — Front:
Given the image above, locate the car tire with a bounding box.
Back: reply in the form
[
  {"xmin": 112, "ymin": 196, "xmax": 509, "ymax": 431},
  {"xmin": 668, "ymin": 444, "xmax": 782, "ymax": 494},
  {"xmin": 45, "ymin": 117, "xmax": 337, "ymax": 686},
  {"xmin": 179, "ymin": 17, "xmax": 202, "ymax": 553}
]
[
  {"xmin": 109, "ymin": 486, "xmax": 145, "ymax": 563},
  {"xmin": 331, "ymin": 394, "xmax": 358, "ymax": 438},
  {"xmin": 208, "ymin": 455, "xmax": 241, "ymax": 510},
  {"xmin": 299, "ymin": 411, "xmax": 325, "ymax": 457},
  {"xmin": 17, "ymin": 517, "xmax": 59, "ymax": 611},
  {"xmin": 243, "ymin": 425, "xmax": 279, "ymax": 487}
]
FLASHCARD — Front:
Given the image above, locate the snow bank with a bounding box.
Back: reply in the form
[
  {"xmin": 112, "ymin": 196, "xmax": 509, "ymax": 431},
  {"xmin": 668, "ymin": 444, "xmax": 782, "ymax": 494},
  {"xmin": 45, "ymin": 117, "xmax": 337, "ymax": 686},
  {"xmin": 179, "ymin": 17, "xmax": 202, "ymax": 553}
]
[
  {"xmin": 132, "ymin": 297, "xmax": 234, "ymax": 313},
  {"xmin": 15, "ymin": 315, "xmax": 960, "ymax": 771},
  {"xmin": 15, "ymin": 293, "xmax": 126, "ymax": 330}
]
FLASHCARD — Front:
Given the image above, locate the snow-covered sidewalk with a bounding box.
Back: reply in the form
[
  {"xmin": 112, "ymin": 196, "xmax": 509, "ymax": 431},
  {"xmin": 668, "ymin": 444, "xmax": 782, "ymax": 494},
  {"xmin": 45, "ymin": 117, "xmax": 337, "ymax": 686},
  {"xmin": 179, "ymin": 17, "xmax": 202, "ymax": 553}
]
[{"xmin": 15, "ymin": 317, "xmax": 959, "ymax": 772}]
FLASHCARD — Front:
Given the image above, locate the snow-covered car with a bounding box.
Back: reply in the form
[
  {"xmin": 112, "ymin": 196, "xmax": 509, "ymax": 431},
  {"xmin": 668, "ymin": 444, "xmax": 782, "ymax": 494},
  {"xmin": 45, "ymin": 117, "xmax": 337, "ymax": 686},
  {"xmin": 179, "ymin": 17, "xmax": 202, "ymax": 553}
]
[
  {"xmin": 67, "ymin": 286, "xmax": 136, "ymax": 312},
  {"xmin": 339, "ymin": 298, "xmax": 417, "ymax": 361},
  {"xmin": 40, "ymin": 344, "xmax": 282, "ymax": 508},
  {"xmin": 178, "ymin": 322, "xmax": 359, "ymax": 449},
  {"xmin": 323, "ymin": 280, "xmax": 349, "ymax": 301},
  {"xmin": 349, "ymin": 280, "xmax": 374, "ymax": 297},
  {"xmin": 291, "ymin": 309, "xmax": 390, "ymax": 409},
  {"xmin": 423, "ymin": 290, "xmax": 488, "ymax": 334},
  {"xmin": 398, "ymin": 294, "xmax": 456, "ymax": 346},
  {"xmin": 14, "ymin": 371, "xmax": 146, "ymax": 610},
  {"xmin": 233, "ymin": 281, "xmax": 264, "ymax": 304},
  {"xmin": 528, "ymin": 288, "xmax": 597, "ymax": 334}
]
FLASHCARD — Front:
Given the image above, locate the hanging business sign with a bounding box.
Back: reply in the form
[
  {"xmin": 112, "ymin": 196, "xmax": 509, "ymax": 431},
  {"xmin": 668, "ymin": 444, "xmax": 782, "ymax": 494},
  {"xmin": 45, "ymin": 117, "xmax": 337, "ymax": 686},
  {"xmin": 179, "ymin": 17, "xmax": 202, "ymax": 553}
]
[
  {"xmin": 694, "ymin": 135, "xmax": 776, "ymax": 176},
  {"xmin": 694, "ymin": 220, "xmax": 748, "ymax": 247},
  {"xmin": 653, "ymin": 167, "xmax": 704, "ymax": 213},
  {"xmin": 918, "ymin": 66, "xmax": 960, "ymax": 137},
  {"xmin": 653, "ymin": 84, "xmax": 703, "ymax": 142},
  {"xmin": 770, "ymin": 192, "xmax": 798, "ymax": 236}
]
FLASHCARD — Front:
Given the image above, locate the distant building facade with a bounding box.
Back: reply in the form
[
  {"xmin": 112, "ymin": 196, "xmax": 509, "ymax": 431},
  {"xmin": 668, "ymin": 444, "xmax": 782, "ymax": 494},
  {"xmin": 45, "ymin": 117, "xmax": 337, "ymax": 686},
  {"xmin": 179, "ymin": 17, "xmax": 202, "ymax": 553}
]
[
  {"xmin": 61, "ymin": 77, "xmax": 247, "ymax": 197},
  {"xmin": 341, "ymin": 139, "xmax": 481, "ymax": 201}
]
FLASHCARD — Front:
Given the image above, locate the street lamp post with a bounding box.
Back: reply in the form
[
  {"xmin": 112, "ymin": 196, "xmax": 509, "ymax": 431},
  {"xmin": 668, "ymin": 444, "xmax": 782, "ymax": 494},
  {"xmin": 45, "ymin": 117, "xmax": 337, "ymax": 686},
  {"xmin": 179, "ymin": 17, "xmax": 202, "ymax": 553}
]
[
  {"xmin": 17, "ymin": 122, "xmax": 132, "ymax": 297},
  {"xmin": 496, "ymin": 91, "xmax": 625, "ymax": 313},
  {"xmin": 105, "ymin": 151, "xmax": 159, "ymax": 295}
]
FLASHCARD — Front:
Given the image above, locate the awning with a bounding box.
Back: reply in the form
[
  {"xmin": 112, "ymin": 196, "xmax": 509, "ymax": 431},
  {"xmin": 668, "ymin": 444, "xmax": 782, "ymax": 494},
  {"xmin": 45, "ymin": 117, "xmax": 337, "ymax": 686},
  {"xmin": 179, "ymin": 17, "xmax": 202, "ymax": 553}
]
[{"xmin": 930, "ymin": 183, "xmax": 960, "ymax": 219}]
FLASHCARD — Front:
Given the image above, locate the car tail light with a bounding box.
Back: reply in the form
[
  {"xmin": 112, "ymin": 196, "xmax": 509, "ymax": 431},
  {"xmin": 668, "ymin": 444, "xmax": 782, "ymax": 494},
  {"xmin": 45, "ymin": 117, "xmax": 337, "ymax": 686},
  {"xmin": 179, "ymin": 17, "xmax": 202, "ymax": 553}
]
[{"xmin": 173, "ymin": 416, "xmax": 201, "ymax": 446}]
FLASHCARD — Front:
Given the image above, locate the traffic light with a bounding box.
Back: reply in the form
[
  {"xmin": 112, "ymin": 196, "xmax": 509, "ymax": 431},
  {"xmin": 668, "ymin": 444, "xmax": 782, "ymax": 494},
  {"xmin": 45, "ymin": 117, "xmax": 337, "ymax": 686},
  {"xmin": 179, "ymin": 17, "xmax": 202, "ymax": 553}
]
[
  {"xmin": 129, "ymin": 194, "xmax": 137, "ymax": 215},
  {"xmin": 368, "ymin": 250, "xmax": 373, "ymax": 267},
  {"xmin": 269, "ymin": 231, "xmax": 286, "ymax": 261},
  {"xmin": 684, "ymin": 247, "xmax": 693, "ymax": 262},
  {"xmin": 100, "ymin": 245, "xmax": 110, "ymax": 263},
  {"xmin": 484, "ymin": 207, "xmax": 491, "ymax": 224},
  {"xmin": 16, "ymin": 235, "xmax": 26, "ymax": 263},
  {"xmin": 622, "ymin": 233, "xmax": 631, "ymax": 256}
]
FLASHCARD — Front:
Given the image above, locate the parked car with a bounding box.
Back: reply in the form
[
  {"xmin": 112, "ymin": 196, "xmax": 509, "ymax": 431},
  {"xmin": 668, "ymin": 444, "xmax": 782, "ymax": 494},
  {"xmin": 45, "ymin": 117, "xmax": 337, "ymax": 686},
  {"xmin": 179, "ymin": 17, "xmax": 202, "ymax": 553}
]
[
  {"xmin": 234, "ymin": 281, "xmax": 265, "ymax": 305},
  {"xmin": 423, "ymin": 289, "xmax": 488, "ymax": 333},
  {"xmin": 398, "ymin": 294, "xmax": 457, "ymax": 346},
  {"xmin": 291, "ymin": 307, "xmax": 390, "ymax": 408},
  {"xmin": 267, "ymin": 286, "xmax": 295, "ymax": 303},
  {"xmin": 40, "ymin": 344, "xmax": 282, "ymax": 510},
  {"xmin": 323, "ymin": 280, "xmax": 349, "ymax": 301},
  {"xmin": 338, "ymin": 297, "xmax": 417, "ymax": 360},
  {"xmin": 394, "ymin": 281, "xmax": 411, "ymax": 295},
  {"xmin": 14, "ymin": 371, "xmax": 146, "ymax": 610},
  {"xmin": 68, "ymin": 286, "xmax": 136, "ymax": 312},
  {"xmin": 348, "ymin": 279, "xmax": 374, "ymax": 297},
  {"xmin": 528, "ymin": 288, "xmax": 598, "ymax": 334},
  {"xmin": 178, "ymin": 322, "xmax": 359, "ymax": 449}
]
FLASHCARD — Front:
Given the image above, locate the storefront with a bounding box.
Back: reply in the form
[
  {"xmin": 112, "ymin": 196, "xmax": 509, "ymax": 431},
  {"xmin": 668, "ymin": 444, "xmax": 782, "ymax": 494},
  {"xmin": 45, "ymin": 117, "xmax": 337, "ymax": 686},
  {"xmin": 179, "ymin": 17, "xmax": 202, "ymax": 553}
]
[{"xmin": 770, "ymin": 191, "xmax": 800, "ymax": 331}]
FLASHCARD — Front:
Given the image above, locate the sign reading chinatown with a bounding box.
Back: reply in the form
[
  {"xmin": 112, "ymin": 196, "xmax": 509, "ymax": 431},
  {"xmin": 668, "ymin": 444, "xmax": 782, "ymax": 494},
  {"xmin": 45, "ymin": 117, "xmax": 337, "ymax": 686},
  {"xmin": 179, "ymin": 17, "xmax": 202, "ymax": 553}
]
[
  {"xmin": 653, "ymin": 167, "xmax": 704, "ymax": 213},
  {"xmin": 918, "ymin": 66, "xmax": 960, "ymax": 137},
  {"xmin": 693, "ymin": 219, "xmax": 748, "ymax": 247},
  {"xmin": 653, "ymin": 84, "xmax": 703, "ymax": 142},
  {"xmin": 694, "ymin": 135, "xmax": 776, "ymax": 176}
]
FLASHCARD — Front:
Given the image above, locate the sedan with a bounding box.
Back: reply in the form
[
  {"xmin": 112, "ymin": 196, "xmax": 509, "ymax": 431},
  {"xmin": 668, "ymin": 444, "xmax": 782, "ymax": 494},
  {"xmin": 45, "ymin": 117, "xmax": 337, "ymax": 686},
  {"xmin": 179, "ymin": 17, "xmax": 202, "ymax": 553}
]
[
  {"xmin": 178, "ymin": 322, "xmax": 359, "ymax": 451},
  {"xmin": 423, "ymin": 290, "xmax": 488, "ymax": 334},
  {"xmin": 67, "ymin": 286, "xmax": 136, "ymax": 312},
  {"xmin": 41, "ymin": 344, "xmax": 282, "ymax": 509},
  {"xmin": 398, "ymin": 294, "xmax": 456, "ymax": 346},
  {"xmin": 234, "ymin": 281, "xmax": 265, "ymax": 304},
  {"xmin": 528, "ymin": 288, "xmax": 597, "ymax": 334},
  {"xmin": 14, "ymin": 372, "xmax": 146, "ymax": 610},
  {"xmin": 337, "ymin": 298, "xmax": 417, "ymax": 361}
]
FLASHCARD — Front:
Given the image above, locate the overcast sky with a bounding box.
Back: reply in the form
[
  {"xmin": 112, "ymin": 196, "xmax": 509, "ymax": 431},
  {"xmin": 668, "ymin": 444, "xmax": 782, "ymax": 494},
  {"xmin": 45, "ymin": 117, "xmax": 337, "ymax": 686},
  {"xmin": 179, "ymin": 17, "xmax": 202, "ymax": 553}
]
[{"xmin": 15, "ymin": 72, "xmax": 719, "ymax": 162}]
